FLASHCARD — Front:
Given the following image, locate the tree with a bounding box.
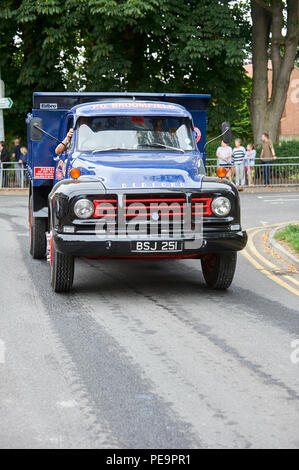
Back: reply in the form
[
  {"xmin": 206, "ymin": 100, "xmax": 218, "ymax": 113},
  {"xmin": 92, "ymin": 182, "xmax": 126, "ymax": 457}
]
[
  {"xmin": 82, "ymin": 0, "xmax": 250, "ymax": 132},
  {"xmin": 250, "ymin": 0, "xmax": 299, "ymax": 144},
  {"xmin": 231, "ymin": 76, "xmax": 253, "ymax": 141},
  {"xmin": 0, "ymin": 0, "xmax": 85, "ymax": 143},
  {"xmin": 0, "ymin": 0, "xmax": 250, "ymax": 143}
]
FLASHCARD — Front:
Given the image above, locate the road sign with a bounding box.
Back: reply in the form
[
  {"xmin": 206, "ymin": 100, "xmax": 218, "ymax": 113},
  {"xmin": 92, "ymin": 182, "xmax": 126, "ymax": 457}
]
[{"xmin": 0, "ymin": 97, "xmax": 13, "ymax": 109}]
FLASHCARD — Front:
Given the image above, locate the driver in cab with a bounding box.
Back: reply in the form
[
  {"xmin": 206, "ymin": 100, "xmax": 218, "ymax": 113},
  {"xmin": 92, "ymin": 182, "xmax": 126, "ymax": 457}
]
[{"xmin": 55, "ymin": 128, "xmax": 74, "ymax": 155}]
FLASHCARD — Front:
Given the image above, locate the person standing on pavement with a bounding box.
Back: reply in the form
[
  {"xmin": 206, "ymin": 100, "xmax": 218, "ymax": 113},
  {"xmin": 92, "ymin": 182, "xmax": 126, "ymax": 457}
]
[
  {"xmin": 245, "ymin": 143, "xmax": 256, "ymax": 186},
  {"xmin": 232, "ymin": 138, "xmax": 246, "ymax": 189},
  {"xmin": 19, "ymin": 146, "xmax": 28, "ymax": 166},
  {"xmin": 11, "ymin": 138, "xmax": 22, "ymax": 187},
  {"xmin": 260, "ymin": 133, "xmax": 276, "ymax": 186},
  {"xmin": 19, "ymin": 146, "xmax": 28, "ymax": 185},
  {"xmin": 0, "ymin": 141, "xmax": 9, "ymax": 163},
  {"xmin": 216, "ymin": 140, "xmax": 233, "ymax": 181},
  {"xmin": 0, "ymin": 141, "xmax": 10, "ymax": 188}
]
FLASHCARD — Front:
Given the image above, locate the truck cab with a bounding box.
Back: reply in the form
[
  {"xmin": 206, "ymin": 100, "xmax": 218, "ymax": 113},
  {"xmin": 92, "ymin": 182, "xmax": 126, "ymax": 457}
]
[{"xmin": 27, "ymin": 92, "xmax": 247, "ymax": 292}]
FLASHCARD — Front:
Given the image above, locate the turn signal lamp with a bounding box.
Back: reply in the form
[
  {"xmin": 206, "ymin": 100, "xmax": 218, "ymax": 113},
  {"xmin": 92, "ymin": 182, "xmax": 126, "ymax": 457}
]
[
  {"xmin": 70, "ymin": 168, "xmax": 81, "ymax": 180},
  {"xmin": 216, "ymin": 167, "xmax": 227, "ymax": 178}
]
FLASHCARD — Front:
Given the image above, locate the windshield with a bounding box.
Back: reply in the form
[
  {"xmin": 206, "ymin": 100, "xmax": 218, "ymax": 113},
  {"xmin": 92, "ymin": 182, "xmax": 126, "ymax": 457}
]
[{"xmin": 76, "ymin": 116, "xmax": 195, "ymax": 152}]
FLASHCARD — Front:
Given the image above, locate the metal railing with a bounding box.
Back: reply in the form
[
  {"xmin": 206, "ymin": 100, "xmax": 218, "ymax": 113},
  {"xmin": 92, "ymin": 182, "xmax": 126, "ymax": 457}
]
[
  {"xmin": 206, "ymin": 156, "xmax": 299, "ymax": 186},
  {"xmin": 1, "ymin": 158, "xmax": 299, "ymax": 189},
  {"xmin": 0, "ymin": 162, "xmax": 29, "ymax": 189}
]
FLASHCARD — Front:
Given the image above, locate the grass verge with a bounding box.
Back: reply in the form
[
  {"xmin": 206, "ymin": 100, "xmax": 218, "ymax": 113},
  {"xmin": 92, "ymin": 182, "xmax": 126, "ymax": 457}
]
[{"xmin": 275, "ymin": 224, "xmax": 299, "ymax": 254}]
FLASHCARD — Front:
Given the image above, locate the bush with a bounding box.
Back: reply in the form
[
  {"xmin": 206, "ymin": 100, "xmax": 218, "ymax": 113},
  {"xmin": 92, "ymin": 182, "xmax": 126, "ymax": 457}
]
[
  {"xmin": 253, "ymin": 141, "xmax": 299, "ymax": 163},
  {"xmin": 274, "ymin": 141, "xmax": 299, "ymax": 161}
]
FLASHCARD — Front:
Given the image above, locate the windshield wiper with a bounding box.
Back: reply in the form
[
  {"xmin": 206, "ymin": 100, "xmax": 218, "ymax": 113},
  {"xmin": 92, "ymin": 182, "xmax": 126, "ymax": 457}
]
[
  {"xmin": 91, "ymin": 144, "xmax": 185, "ymax": 154},
  {"xmin": 138, "ymin": 143, "xmax": 184, "ymax": 153},
  {"xmin": 91, "ymin": 147, "xmax": 137, "ymax": 153}
]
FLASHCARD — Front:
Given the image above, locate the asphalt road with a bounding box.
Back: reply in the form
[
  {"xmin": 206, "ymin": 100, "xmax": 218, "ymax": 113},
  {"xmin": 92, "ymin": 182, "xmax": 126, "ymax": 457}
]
[{"xmin": 0, "ymin": 191, "xmax": 299, "ymax": 449}]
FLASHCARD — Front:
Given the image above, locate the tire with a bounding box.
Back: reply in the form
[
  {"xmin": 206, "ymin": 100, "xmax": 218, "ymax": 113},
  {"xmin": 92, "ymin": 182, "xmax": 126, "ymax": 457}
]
[
  {"xmin": 50, "ymin": 232, "xmax": 74, "ymax": 293},
  {"xmin": 29, "ymin": 195, "xmax": 47, "ymax": 259},
  {"xmin": 201, "ymin": 252, "xmax": 237, "ymax": 290}
]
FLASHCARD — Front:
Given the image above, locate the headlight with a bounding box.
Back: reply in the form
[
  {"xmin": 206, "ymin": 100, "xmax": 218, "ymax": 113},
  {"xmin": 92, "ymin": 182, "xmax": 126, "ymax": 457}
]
[
  {"xmin": 211, "ymin": 197, "xmax": 231, "ymax": 217},
  {"xmin": 74, "ymin": 199, "xmax": 94, "ymax": 219}
]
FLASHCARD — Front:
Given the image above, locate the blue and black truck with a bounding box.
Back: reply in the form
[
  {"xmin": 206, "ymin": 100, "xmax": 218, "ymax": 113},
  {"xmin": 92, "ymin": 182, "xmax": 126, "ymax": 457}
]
[{"xmin": 26, "ymin": 92, "xmax": 247, "ymax": 292}]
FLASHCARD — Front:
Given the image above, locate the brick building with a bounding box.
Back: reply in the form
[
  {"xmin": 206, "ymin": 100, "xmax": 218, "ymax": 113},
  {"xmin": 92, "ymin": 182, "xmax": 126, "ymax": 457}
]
[{"xmin": 244, "ymin": 62, "xmax": 299, "ymax": 141}]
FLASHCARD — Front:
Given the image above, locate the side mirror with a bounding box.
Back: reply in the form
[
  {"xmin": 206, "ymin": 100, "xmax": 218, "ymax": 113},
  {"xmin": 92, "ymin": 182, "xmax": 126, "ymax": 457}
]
[
  {"xmin": 29, "ymin": 118, "xmax": 43, "ymax": 141},
  {"xmin": 222, "ymin": 122, "xmax": 232, "ymax": 144}
]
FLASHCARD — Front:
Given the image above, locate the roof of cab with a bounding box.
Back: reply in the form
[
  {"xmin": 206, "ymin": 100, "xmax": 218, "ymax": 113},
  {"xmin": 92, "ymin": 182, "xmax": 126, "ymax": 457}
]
[{"xmin": 70, "ymin": 100, "xmax": 192, "ymax": 121}]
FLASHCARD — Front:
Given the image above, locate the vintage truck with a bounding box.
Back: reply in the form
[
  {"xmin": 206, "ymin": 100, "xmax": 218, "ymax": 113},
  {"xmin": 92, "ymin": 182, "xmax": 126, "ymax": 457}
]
[{"xmin": 26, "ymin": 92, "xmax": 247, "ymax": 292}]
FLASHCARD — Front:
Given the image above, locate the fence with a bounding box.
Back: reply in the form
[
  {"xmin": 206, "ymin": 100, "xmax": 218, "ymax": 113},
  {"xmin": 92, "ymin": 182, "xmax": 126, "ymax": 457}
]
[
  {"xmin": 206, "ymin": 156, "xmax": 299, "ymax": 187},
  {"xmin": 0, "ymin": 162, "xmax": 29, "ymax": 189},
  {"xmin": 1, "ymin": 158, "xmax": 299, "ymax": 189}
]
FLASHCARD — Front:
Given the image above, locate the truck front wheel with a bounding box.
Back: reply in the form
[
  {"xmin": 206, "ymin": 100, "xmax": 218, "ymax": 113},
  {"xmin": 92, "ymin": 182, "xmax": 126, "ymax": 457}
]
[
  {"xmin": 50, "ymin": 232, "xmax": 74, "ymax": 293},
  {"xmin": 29, "ymin": 196, "xmax": 47, "ymax": 259},
  {"xmin": 201, "ymin": 252, "xmax": 237, "ymax": 290}
]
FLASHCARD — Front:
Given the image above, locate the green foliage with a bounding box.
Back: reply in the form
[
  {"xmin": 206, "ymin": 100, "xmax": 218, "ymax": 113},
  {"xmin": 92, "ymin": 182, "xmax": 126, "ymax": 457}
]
[
  {"xmin": 205, "ymin": 140, "xmax": 221, "ymax": 163},
  {"xmin": 0, "ymin": 0, "xmax": 251, "ymax": 142},
  {"xmin": 275, "ymin": 224, "xmax": 299, "ymax": 254},
  {"xmin": 254, "ymin": 141, "xmax": 299, "ymax": 163},
  {"xmin": 231, "ymin": 76, "xmax": 253, "ymax": 141},
  {"xmin": 274, "ymin": 141, "xmax": 299, "ymax": 160}
]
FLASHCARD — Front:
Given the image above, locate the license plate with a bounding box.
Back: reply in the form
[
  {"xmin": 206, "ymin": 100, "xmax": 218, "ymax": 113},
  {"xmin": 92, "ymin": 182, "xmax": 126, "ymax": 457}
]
[{"xmin": 131, "ymin": 241, "xmax": 183, "ymax": 253}]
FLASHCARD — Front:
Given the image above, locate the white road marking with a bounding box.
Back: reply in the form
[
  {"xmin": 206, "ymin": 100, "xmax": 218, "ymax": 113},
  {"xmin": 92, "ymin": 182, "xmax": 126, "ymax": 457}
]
[
  {"xmin": 57, "ymin": 400, "xmax": 78, "ymax": 408},
  {"xmin": 263, "ymin": 198, "xmax": 299, "ymax": 202},
  {"xmin": 0, "ymin": 339, "xmax": 6, "ymax": 364}
]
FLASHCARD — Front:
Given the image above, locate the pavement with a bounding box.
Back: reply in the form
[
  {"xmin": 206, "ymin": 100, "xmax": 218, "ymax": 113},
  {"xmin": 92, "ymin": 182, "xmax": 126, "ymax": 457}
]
[{"xmin": 0, "ymin": 191, "xmax": 299, "ymax": 449}]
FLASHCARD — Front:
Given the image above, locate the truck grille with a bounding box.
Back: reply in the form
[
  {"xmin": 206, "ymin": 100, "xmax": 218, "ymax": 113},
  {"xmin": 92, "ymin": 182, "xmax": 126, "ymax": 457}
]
[
  {"xmin": 191, "ymin": 194, "xmax": 212, "ymax": 217},
  {"xmin": 91, "ymin": 193, "xmax": 213, "ymax": 236},
  {"xmin": 93, "ymin": 196, "xmax": 118, "ymax": 219},
  {"xmin": 125, "ymin": 194, "xmax": 187, "ymax": 222},
  {"xmin": 93, "ymin": 194, "xmax": 212, "ymax": 219}
]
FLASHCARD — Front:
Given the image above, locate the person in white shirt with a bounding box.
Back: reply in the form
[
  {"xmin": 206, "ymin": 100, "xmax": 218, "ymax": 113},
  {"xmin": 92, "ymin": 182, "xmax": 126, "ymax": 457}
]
[
  {"xmin": 232, "ymin": 138, "xmax": 246, "ymax": 188},
  {"xmin": 216, "ymin": 141, "xmax": 233, "ymax": 181}
]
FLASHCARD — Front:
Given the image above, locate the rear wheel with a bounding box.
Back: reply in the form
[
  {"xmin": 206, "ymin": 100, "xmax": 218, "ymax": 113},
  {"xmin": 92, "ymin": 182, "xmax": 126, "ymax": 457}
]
[
  {"xmin": 29, "ymin": 195, "xmax": 47, "ymax": 259},
  {"xmin": 50, "ymin": 231, "xmax": 74, "ymax": 293},
  {"xmin": 201, "ymin": 252, "xmax": 237, "ymax": 290}
]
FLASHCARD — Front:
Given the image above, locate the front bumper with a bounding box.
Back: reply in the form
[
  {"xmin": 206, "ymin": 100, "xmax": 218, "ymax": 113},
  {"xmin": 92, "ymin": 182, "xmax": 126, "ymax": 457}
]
[{"xmin": 53, "ymin": 230, "xmax": 247, "ymax": 258}]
